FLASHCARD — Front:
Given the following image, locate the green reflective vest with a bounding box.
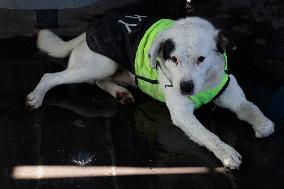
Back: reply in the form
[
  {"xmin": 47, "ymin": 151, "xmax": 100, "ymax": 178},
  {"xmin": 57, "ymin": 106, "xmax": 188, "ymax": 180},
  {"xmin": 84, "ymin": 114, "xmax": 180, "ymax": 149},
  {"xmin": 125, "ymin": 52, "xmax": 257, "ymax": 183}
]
[{"xmin": 134, "ymin": 19, "xmax": 230, "ymax": 109}]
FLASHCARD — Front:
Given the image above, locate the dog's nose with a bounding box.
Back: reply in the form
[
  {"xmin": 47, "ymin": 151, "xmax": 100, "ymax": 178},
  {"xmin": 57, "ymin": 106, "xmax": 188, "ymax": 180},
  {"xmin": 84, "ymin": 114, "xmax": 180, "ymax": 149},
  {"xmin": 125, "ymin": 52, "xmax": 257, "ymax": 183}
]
[{"xmin": 180, "ymin": 80, "xmax": 194, "ymax": 94}]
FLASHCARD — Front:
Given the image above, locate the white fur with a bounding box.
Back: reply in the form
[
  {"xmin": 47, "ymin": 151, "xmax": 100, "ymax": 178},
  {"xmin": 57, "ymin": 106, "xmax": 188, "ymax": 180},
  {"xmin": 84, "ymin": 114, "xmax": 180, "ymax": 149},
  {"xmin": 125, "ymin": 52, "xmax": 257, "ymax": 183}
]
[
  {"xmin": 149, "ymin": 17, "xmax": 223, "ymax": 95},
  {"xmin": 27, "ymin": 17, "xmax": 274, "ymax": 169},
  {"xmin": 213, "ymin": 75, "xmax": 274, "ymax": 138},
  {"xmin": 37, "ymin": 30, "xmax": 86, "ymax": 58}
]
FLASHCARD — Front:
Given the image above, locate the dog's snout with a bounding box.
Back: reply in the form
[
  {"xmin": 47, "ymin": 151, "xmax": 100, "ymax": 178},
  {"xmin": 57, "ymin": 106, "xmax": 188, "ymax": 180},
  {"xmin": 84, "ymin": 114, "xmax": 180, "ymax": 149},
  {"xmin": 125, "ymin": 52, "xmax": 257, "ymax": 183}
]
[{"xmin": 180, "ymin": 80, "xmax": 194, "ymax": 94}]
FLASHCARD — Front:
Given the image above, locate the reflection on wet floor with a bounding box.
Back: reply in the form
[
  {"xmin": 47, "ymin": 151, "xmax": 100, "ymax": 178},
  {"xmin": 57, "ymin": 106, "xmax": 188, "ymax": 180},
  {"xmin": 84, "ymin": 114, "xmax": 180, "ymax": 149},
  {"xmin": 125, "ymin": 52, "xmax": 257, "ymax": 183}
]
[
  {"xmin": 0, "ymin": 0, "xmax": 284, "ymax": 188},
  {"xmin": 0, "ymin": 52, "xmax": 283, "ymax": 188}
]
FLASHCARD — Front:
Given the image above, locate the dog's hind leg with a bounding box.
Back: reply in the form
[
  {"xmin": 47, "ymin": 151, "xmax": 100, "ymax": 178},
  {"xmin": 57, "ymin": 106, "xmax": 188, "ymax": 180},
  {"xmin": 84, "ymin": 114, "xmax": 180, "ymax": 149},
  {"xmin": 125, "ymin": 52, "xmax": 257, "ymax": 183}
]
[
  {"xmin": 96, "ymin": 78, "xmax": 134, "ymax": 104},
  {"xmin": 111, "ymin": 68, "xmax": 136, "ymax": 87},
  {"xmin": 26, "ymin": 42, "xmax": 118, "ymax": 110},
  {"xmin": 214, "ymin": 75, "xmax": 274, "ymax": 138}
]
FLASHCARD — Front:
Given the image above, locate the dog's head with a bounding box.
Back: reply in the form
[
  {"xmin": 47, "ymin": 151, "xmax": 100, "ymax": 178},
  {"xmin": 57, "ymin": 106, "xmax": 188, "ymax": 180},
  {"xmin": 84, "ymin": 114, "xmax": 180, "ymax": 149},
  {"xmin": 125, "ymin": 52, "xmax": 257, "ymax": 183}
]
[{"xmin": 149, "ymin": 17, "xmax": 228, "ymax": 96}]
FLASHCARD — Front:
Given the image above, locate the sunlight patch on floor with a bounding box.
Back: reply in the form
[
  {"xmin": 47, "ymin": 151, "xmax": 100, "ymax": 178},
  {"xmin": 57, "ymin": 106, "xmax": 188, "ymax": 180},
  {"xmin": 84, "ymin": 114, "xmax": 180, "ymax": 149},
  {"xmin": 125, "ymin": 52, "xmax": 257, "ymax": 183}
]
[{"xmin": 12, "ymin": 165, "xmax": 228, "ymax": 179}]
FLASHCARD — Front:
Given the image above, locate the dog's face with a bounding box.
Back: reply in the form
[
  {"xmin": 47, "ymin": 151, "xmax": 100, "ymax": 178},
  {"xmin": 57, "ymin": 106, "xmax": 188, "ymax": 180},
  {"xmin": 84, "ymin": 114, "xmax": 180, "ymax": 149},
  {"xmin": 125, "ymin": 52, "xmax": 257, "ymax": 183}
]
[{"xmin": 149, "ymin": 17, "xmax": 228, "ymax": 96}]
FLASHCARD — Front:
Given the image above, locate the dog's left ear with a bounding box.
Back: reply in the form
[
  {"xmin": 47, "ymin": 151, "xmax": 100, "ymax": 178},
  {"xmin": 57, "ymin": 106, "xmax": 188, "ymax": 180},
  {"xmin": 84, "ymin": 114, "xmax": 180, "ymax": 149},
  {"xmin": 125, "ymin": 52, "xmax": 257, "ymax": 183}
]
[
  {"xmin": 148, "ymin": 37, "xmax": 164, "ymax": 69},
  {"xmin": 216, "ymin": 30, "xmax": 229, "ymax": 53}
]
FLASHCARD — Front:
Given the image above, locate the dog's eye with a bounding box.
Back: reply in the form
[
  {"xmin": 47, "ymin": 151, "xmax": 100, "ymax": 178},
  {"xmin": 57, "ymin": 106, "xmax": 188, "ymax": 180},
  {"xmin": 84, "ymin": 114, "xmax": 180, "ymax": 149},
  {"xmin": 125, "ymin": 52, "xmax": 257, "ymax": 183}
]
[
  {"xmin": 170, "ymin": 56, "xmax": 179, "ymax": 65},
  {"xmin": 197, "ymin": 56, "xmax": 205, "ymax": 64}
]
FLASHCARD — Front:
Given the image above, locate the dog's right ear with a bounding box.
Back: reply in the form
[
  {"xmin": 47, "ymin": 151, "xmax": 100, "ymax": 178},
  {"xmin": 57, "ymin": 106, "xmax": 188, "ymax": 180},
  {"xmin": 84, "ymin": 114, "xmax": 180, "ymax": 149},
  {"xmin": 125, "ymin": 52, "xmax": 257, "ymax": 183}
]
[{"xmin": 148, "ymin": 37, "xmax": 164, "ymax": 69}]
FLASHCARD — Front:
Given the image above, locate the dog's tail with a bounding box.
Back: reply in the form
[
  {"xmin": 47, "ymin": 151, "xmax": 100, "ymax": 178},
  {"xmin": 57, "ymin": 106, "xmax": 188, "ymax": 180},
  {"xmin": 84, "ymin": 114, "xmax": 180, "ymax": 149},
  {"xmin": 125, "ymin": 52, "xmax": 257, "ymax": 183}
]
[{"xmin": 37, "ymin": 30, "xmax": 86, "ymax": 58}]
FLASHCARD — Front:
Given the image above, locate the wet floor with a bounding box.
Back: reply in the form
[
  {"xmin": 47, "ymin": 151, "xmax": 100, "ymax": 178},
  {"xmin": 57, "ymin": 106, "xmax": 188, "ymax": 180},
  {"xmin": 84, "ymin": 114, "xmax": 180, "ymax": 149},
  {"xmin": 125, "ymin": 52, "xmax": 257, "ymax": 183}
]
[{"xmin": 0, "ymin": 0, "xmax": 284, "ymax": 188}]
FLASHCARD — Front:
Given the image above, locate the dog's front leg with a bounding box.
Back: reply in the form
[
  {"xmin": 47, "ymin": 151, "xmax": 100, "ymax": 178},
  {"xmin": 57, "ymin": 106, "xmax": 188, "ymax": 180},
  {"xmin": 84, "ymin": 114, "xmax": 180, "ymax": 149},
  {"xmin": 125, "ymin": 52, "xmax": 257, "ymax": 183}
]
[
  {"xmin": 159, "ymin": 72, "xmax": 242, "ymax": 169},
  {"xmin": 214, "ymin": 75, "xmax": 274, "ymax": 138}
]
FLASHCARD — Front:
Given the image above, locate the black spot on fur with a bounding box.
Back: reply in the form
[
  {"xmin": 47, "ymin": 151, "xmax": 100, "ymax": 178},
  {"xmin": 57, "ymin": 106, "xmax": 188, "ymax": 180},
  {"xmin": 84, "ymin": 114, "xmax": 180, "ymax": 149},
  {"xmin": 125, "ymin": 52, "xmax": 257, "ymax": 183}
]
[{"xmin": 162, "ymin": 39, "xmax": 175, "ymax": 60}]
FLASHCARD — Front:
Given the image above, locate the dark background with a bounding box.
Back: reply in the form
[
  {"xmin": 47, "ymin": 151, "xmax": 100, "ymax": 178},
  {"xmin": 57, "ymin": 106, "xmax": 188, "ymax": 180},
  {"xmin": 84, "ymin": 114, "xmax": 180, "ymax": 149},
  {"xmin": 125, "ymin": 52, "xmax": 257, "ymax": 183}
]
[{"xmin": 0, "ymin": 0, "xmax": 283, "ymax": 188}]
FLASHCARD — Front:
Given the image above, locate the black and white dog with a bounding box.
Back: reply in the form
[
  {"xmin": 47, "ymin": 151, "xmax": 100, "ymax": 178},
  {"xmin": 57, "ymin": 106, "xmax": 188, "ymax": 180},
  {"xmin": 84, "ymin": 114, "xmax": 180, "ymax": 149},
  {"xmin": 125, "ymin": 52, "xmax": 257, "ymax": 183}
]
[{"xmin": 26, "ymin": 14, "xmax": 274, "ymax": 169}]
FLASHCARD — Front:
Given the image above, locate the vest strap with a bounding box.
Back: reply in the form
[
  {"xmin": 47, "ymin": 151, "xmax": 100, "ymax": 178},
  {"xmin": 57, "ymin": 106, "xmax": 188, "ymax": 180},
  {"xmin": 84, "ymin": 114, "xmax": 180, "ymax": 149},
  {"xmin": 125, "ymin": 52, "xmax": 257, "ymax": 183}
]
[
  {"xmin": 210, "ymin": 75, "xmax": 230, "ymax": 102},
  {"xmin": 135, "ymin": 75, "xmax": 159, "ymax": 84}
]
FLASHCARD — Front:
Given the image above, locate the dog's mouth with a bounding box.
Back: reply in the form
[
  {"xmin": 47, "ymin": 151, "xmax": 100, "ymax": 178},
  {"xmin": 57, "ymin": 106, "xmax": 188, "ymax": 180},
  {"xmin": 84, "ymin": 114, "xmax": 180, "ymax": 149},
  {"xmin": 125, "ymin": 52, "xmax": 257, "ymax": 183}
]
[{"xmin": 180, "ymin": 90, "xmax": 195, "ymax": 96}]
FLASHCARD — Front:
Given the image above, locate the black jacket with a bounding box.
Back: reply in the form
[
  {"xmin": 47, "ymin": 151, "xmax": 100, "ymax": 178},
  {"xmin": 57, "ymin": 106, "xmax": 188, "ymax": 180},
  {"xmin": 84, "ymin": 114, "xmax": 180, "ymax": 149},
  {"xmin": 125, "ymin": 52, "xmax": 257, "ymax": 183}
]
[{"xmin": 86, "ymin": 14, "xmax": 159, "ymax": 73}]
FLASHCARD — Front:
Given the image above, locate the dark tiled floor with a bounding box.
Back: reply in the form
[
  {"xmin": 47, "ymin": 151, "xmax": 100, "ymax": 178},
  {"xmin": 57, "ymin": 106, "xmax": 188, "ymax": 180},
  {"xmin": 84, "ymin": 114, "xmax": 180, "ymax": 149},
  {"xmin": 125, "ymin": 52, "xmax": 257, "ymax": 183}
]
[{"xmin": 0, "ymin": 0, "xmax": 284, "ymax": 189}]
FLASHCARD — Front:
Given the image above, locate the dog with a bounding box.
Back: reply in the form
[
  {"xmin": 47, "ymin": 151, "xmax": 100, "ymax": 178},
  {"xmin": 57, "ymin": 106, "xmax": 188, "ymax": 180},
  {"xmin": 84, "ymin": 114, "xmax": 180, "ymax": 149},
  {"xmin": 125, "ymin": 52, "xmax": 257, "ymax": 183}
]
[{"xmin": 26, "ymin": 14, "xmax": 275, "ymax": 169}]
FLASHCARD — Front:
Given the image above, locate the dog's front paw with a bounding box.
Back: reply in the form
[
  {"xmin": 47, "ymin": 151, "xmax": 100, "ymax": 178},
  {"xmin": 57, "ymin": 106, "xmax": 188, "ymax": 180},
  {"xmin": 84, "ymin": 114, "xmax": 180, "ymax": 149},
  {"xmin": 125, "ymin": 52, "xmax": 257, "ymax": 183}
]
[
  {"xmin": 26, "ymin": 91, "xmax": 44, "ymax": 111},
  {"xmin": 116, "ymin": 91, "xmax": 134, "ymax": 104},
  {"xmin": 214, "ymin": 143, "xmax": 242, "ymax": 169},
  {"xmin": 254, "ymin": 119, "xmax": 274, "ymax": 138}
]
